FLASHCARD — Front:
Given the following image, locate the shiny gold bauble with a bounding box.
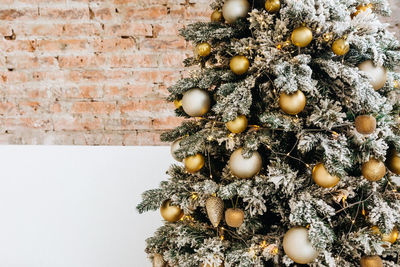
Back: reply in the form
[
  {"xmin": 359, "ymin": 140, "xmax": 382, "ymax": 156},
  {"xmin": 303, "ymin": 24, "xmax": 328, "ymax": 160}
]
[
  {"xmin": 196, "ymin": 42, "xmax": 212, "ymax": 57},
  {"xmin": 225, "ymin": 208, "xmax": 244, "ymax": 228},
  {"xmin": 352, "ymin": 4, "xmax": 373, "ymax": 18},
  {"xmin": 230, "ymin": 55, "xmax": 250, "ymax": 75},
  {"xmin": 174, "ymin": 99, "xmax": 182, "ymax": 109},
  {"xmin": 206, "ymin": 196, "xmax": 224, "ymax": 227},
  {"xmin": 283, "ymin": 227, "xmax": 319, "ymax": 264},
  {"xmin": 160, "ymin": 200, "xmax": 184, "ymax": 223},
  {"xmin": 355, "ymin": 115, "xmax": 376, "ymax": 135},
  {"xmin": 182, "ymin": 88, "xmax": 210, "ymax": 117},
  {"xmin": 332, "ymin": 38, "xmax": 350, "ymax": 56},
  {"xmin": 201, "ymin": 263, "xmax": 224, "ymax": 267},
  {"xmin": 184, "ymin": 153, "xmax": 205, "ymax": 173},
  {"xmin": 387, "ymin": 149, "xmax": 400, "ymax": 174},
  {"xmin": 362, "ymin": 158, "xmax": 386, "ymax": 182},
  {"xmin": 265, "ymin": 0, "xmax": 280, "ymax": 13},
  {"xmin": 312, "ymin": 163, "xmax": 340, "ymax": 188},
  {"xmin": 279, "ymin": 90, "xmax": 306, "ymax": 115},
  {"xmin": 229, "ymin": 148, "xmax": 262, "ymax": 179},
  {"xmin": 171, "ymin": 138, "xmax": 183, "ymax": 162},
  {"xmin": 291, "ymin": 26, "xmax": 313, "ymax": 48},
  {"xmin": 372, "ymin": 226, "xmax": 398, "ymax": 244},
  {"xmin": 226, "ymin": 115, "xmax": 248, "ymax": 134},
  {"xmin": 222, "ymin": 0, "xmax": 250, "ymax": 24},
  {"xmin": 153, "ymin": 253, "xmax": 166, "ymax": 267},
  {"xmin": 358, "ymin": 60, "xmax": 388, "ymax": 90},
  {"xmin": 360, "ymin": 256, "xmax": 383, "ymax": 267},
  {"xmin": 211, "ymin": 10, "xmax": 224, "ymax": 22}
]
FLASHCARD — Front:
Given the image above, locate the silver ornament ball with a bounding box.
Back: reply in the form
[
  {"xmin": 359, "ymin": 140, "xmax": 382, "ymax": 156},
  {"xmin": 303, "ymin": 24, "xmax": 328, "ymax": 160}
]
[
  {"xmin": 358, "ymin": 60, "xmax": 387, "ymax": 90},
  {"xmin": 283, "ymin": 227, "xmax": 319, "ymax": 264},
  {"xmin": 170, "ymin": 138, "xmax": 183, "ymax": 162},
  {"xmin": 229, "ymin": 148, "xmax": 262, "ymax": 178},
  {"xmin": 182, "ymin": 88, "xmax": 211, "ymax": 117},
  {"xmin": 222, "ymin": 0, "xmax": 250, "ymax": 24}
]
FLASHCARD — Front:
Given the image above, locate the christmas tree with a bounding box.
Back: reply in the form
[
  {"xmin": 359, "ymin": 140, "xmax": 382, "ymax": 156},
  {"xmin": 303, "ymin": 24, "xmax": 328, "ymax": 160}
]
[{"xmin": 137, "ymin": 0, "xmax": 400, "ymax": 266}]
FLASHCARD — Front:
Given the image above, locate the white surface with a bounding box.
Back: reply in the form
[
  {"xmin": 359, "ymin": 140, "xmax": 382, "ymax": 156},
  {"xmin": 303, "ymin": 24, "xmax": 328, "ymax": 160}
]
[{"xmin": 0, "ymin": 146, "xmax": 173, "ymax": 267}]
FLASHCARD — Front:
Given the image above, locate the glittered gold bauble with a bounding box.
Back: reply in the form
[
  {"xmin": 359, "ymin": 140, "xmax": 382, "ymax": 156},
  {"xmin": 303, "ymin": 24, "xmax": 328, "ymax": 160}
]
[
  {"xmin": 226, "ymin": 115, "xmax": 248, "ymax": 134},
  {"xmin": 265, "ymin": 0, "xmax": 280, "ymax": 13},
  {"xmin": 358, "ymin": 60, "xmax": 388, "ymax": 90},
  {"xmin": 372, "ymin": 226, "xmax": 398, "ymax": 244},
  {"xmin": 362, "ymin": 158, "xmax": 386, "ymax": 182},
  {"xmin": 230, "ymin": 55, "xmax": 250, "ymax": 75},
  {"xmin": 312, "ymin": 163, "xmax": 340, "ymax": 188},
  {"xmin": 332, "ymin": 38, "xmax": 350, "ymax": 56},
  {"xmin": 229, "ymin": 148, "xmax": 262, "ymax": 179},
  {"xmin": 153, "ymin": 253, "xmax": 166, "ymax": 267},
  {"xmin": 283, "ymin": 227, "xmax": 319, "ymax": 264},
  {"xmin": 225, "ymin": 208, "xmax": 244, "ymax": 228},
  {"xmin": 182, "ymin": 88, "xmax": 210, "ymax": 117},
  {"xmin": 387, "ymin": 149, "xmax": 400, "ymax": 174},
  {"xmin": 355, "ymin": 115, "xmax": 377, "ymax": 135},
  {"xmin": 352, "ymin": 4, "xmax": 373, "ymax": 18},
  {"xmin": 171, "ymin": 138, "xmax": 183, "ymax": 162},
  {"xmin": 279, "ymin": 90, "xmax": 306, "ymax": 115},
  {"xmin": 211, "ymin": 10, "xmax": 224, "ymax": 22},
  {"xmin": 206, "ymin": 196, "xmax": 224, "ymax": 227},
  {"xmin": 196, "ymin": 42, "xmax": 212, "ymax": 57},
  {"xmin": 291, "ymin": 26, "xmax": 313, "ymax": 48},
  {"xmin": 160, "ymin": 200, "xmax": 184, "ymax": 223},
  {"xmin": 184, "ymin": 153, "xmax": 205, "ymax": 173},
  {"xmin": 222, "ymin": 0, "xmax": 250, "ymax": 24},
  {"xmin": 360, "ymin": 255, "xmax": 383, "ymax": 267},
  {"xmin": 174, "ymin": 99, "xmax": 182, "ymax": 109}
]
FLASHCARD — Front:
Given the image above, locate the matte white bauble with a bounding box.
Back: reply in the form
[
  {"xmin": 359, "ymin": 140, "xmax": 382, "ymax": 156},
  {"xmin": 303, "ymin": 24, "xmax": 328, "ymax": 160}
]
[
  {"xmin": 170, "ymin": 138, "xmax": 183, "ymax": 162},
  {"xmin": 229, "ymin": 148, "xmax": 262, "ymax": 178},
  {"xmin": 182, "ymin": 88, "xmax": 210, "ymax": 117},
  {"xmin": 222, "ymin": 0, "xmax": 250, "ymax": 24},
  {"xmin": 283, "ymin": 227, "xmax": 319, "ymax": 264},
  {"xmin": 358, "ymin": 60, "xmax": 387, "ymax": 90}
]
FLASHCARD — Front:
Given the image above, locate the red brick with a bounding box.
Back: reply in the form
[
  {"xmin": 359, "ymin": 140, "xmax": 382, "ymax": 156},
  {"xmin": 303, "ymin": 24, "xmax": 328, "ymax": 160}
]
[
  {"xmin": 0, "ymin": 8, "xmax": 38, "ymax": 21},
  {"xmin": 123, "ymin": 6, "xmax": 168, "ymax": 20},
  {"xmin": 57, "ymin": 54, "xmax": 107, "ymax": 69},
  {"xmin": 40, "ymin": 8, "xmax": 89, "ymax": 20},
  {"xmin": 110, "ymin": 53, "xmax": 158, "ymax": 68},
  {"xmin": 104, "ymin": 23, "xmax": 153, "ymax": 37},
  {"xmin": 119, "ymin": 99, "xmax": 172, "ymax": 114},
  {"xmin": 71, "ymin": 101, "xmax": 116, "ymax": 114}
]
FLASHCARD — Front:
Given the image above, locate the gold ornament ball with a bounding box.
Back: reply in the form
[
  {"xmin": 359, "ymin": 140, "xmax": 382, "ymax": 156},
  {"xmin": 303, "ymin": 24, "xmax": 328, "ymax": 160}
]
[
  {"xmin": 352, "ymin": 4, "xmax": 373, "ymax": 18},
  {"xmin": 265, "ymin": 0, "xmax": 280, "ymax": 13},
  {"xmin": 171, "ymin": 138, "xmax": 183, "ymax": 162},
  {"xmin": 211, "ymin": 10, "xmax": 224, "ymax": 22},
  {"xmin": 185, "ymin": 153, "xmax": 205, "ymax": 173},
  {"xmin": 358, "ymin": 60, "xmax": 388, "ymax": 90},
  {"xmin": 182, "ymin": 88, "xmax": 211, "ymax": 117},
  {"xmin": 283, "ymin": 227, "xmax": 319, "ymax": 264},
  {"xmin": 226, "ymin": 115, "xmax": 248, "ymax": 134},
  {"xmin": 229, "ymin": 148, "xmax": 262, "ymax": 179},
  {"xmin": 222, "ymin": 0, "xmax": 250, "ymax": 24},
  {"xmin": 360, "ymin": 256, "xmax": 383, "ymax": 267},
  {"xmin": 372, "ymin": 226, "xmax": 398, "ymax": 244},
  {"xmin": 362, "ymin": 158, "xmax": 386, "ymax": 182},
  {"xmin": 230, "ymin": 55, "xmax": 250, "ymax": 75},
  {"xmin": 355, "ymin": 115, "xmax": 376, "ymax": 135},
  {"xmin": 312, "ymin": 163, "xmax": 340, "ymax": 188},
  {"xmin": 174, "ymin": 99, "xmax": 182, "ymax": 109},
  {"xmin": 387, "ymin": 149, "xmax": 400, "ymax": 175},
  {"xmin": 196, "ymin": 42, "xmax": 212, "ymax": 57},
  {"xmin": 160, "ymin": 200, "xmax": 184, "ymax": 223},
  {"xmin": 206, "ymin": 196, "xmax": 224, "ymax": 227},
  {"xmin": 291, "ymin": 26, "xmax": 313, "ymax": 48},
  {"xmin": 332, "ymin": 38, "xmax": 350, "ymax": 56},
  {"xmin": 201, "ymin": 263, "xmax": 224, "ymax": 267},
  {"xmin": 153, "ymin": 253, "xmax": 166, "ymax": 267},
  {"xmin": 279, "ymin": 90, "xmax": 306, "ymax": 115},
  {"xmin": 225, "ymin": 208, "xmax": 244, "ymax": 228}
]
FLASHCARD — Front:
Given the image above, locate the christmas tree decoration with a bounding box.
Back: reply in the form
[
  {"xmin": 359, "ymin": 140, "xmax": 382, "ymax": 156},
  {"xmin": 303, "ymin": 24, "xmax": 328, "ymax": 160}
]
[
  {"xmin": 372, "ymin": 226, "xmax": 398, "ymax": 244},
  {"xmin": 358, "ymin": 60, "xmax": 388, "ymax": 90},
  {"xmin": 360, "ymin": 255, "xmax": 383, "ymax": 267},
  {"xmin": 196, "ymin": 42, "xmax": 212, "ymax": 57},
  {"xmin": 229, "ymin": 55, "xmax": 250, "ymax": 75},
  {"xmin": 153, "ymin": 253, "xmax": 166, "ymax": 267},
  {"xmin": 170, "ymin": 138, "xmax": 183, "ymax": 162},
  {"xmin": 291, "ymin": 26, "xmax": 313, "ymax": 48},
  {"xmin": 222, "ymin": 0, "xmax": 250, "ymax": 24},
  {"xmin": 206, "ymin": 196, "xmax": 224, "ymax": 227},
  {"xmin": 225, "ymin": 208, "xmax": 244, "ymax": 228},
  {"xmin": 332, "ymin": 38, "xmax": 350, "ymax": 56},
  {"xmin": 279, "ymin": 90, "xmax": 306, "ymax": 115},
  {"xmin": 312, "ymin": 163, "xmax": 340, "ymax": 188},
  {"xmin": 184, "ymin": 153, "xmax": 205, "ymax": 173},
  {"xmin": 265, "ymin": 0, "xmax": 280, "ymax": 14},
  {"xmin": 355, "ymin": 115, "xmax": 377, "ymax": 135},
  {"xmin": 352, "ymin": 4, "xmax": 374, "ymax": 18},
  {"xmin": 201, "ymin": 263, "xmax": 224, "ymax": 267},
  {"xmin": 283, "ymin": 227, "xmax": 319, "ymax": 264},
  {"xmin": 362, "ymin": 158, "xmax": 386, "ymax": 182},
  {"xmin": 386, "ymin": 149, "xmax": 400, "ymax": 174},
  {"xmin": 182, "ymin": 88, "xmax": 211, "ymax": 117},
  {"xmin": 229, "ymin": 148, "xmax": 262, "ymax": 178},
  {"xmin": 323, "ymin": 32, "xmax": 334, "ymax": 42},
  {"xmin": 160, "ymin": 200, "xmax": 184, "ymax": 223},
  {"xmin": 173, "ymin": 98, "xmax": 182, "ymax": 109},
  {"xmin": 226, "ymin": 115, "xmax": 248, "ymax": 134},
  {"xmin": 211, "ymin": 9, "xmax": 224, "ymax": 22}
]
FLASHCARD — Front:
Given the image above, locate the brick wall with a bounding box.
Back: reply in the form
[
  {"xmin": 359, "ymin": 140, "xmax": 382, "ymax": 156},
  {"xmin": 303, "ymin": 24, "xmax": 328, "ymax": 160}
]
[{"xmin": 0, "ymin": 0, "xmax": 398, "ymax": 145}]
